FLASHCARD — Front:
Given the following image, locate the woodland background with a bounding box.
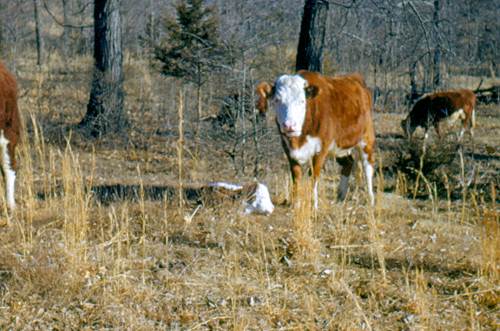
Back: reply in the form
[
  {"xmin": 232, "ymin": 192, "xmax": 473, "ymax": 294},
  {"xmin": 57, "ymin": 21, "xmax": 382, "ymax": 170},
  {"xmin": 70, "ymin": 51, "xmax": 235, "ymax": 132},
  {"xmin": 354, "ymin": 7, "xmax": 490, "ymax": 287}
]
[{"xmin": 0, "ymin": 0, "xmax": 498, "ymax": 329}]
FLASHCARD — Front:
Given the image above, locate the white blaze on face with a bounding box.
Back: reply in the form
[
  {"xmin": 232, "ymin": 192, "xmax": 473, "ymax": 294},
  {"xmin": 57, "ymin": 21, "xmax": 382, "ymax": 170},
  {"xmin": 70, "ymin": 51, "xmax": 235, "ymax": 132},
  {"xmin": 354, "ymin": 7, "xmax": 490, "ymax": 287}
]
[
  {"xmin": 244, "ymin": 183, "xmax": 274, "ymax": 215},
  {"xmin": 272, "ymin": 75, "xmax": 308, "ymax": 137}
]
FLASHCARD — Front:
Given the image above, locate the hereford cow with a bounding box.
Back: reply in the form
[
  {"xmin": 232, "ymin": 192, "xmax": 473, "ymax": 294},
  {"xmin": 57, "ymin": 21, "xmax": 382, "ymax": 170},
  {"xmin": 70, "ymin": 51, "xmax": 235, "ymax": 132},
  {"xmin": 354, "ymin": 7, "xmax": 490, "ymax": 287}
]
[
  {"xmin": 256, "ymin": 70, "xmax": 375, "ymax": 207},
  {"xmin": 401, "ymin": 89, "xmax": 476, "ymax": 141},
  {"xmin": 0, "ymin": 62, "xmax": 21, "ymax": 211}
]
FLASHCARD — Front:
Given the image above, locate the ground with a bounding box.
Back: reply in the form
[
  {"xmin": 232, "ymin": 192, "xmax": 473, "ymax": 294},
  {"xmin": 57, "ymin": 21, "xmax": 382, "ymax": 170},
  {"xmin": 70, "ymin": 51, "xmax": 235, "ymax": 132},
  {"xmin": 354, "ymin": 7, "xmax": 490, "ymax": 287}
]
[{"xmin": 0, "ymin": 57, "xmax": 498, "ymax": 330}]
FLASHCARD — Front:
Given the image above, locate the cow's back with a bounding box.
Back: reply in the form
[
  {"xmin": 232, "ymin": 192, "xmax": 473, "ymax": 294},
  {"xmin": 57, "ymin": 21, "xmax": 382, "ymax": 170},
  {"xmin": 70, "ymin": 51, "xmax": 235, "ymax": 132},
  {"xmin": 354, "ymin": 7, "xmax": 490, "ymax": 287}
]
[
  {"xmin": 299, "ymin": 71, "xmax": 372, "ymax": 147},
  {"xmin": 410, "ymin": 89, "xmax": 475, "ymax": 126}
]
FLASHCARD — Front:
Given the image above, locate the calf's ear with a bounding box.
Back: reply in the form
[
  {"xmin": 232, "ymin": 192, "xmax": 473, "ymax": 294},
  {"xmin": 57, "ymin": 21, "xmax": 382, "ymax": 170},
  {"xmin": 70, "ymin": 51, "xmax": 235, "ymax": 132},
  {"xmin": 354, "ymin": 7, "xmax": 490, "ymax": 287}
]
[
  {"xmin": 304, "ymin": 84, "xmax": 319, "ymax": 99},
  {"xmin": 256, "ymin": 82, "xmax": 274, "ymax": 114}
]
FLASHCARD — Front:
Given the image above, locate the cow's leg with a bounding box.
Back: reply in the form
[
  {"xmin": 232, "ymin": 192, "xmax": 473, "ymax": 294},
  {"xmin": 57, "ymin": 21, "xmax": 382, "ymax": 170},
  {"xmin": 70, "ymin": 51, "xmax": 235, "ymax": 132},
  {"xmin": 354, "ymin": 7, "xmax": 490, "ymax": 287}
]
[
  {"xmin": 289, "ymin": 160, "xmax": 302, "ymax": 205},
  {"xmin": 336, "ymin": 155, "xmax": 354, "ymax": 202},
  {"xmin": 462, "ymin": 108, "xmax": 475, "ymax": 140},
  {"xmin": 470, "ymin": 108, "xmax": 476, "ymax": 138},
  {"xmin": 422, "ymin": 127, "xmax": 430, "ymax": 153},
  {"xmin": 434, "ymin": 122, "xmax": 441, "ymax": 139},
  {"xmin": 311, "ymin": 151, "xmax": 328, "ymax": 209},
  {"xmin": 361, "ymin": 145, "xmax": 375, "ymax": 206},
  {"xmin": 0, "ymin": 131, "xmax": 16, "ymax": 211}
]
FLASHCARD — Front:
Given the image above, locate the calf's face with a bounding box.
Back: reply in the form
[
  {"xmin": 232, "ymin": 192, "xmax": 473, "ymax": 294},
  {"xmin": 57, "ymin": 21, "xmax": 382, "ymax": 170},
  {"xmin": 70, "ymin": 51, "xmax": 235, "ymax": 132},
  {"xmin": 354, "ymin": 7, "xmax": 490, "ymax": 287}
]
[
  {"xmin": 272, "ymin": 75, "xmax": 309, "ymax": 137},
  {"xmin": 244, "ymin": 183, "xmax": 274, "ymax": 215},
  {"xmin": 257, "ymin": 75, "xmax": 318, "ymax": 138}
]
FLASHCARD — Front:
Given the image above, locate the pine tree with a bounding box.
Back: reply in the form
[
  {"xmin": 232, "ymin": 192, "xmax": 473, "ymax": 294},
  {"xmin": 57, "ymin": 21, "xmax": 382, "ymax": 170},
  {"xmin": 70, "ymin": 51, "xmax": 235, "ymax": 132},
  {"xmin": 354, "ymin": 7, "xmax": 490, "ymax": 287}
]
[
  {"xmin": 152, "ymin": 0, "xmax": 229, "ymax": 127},
  {"xmin": 154, "ymin": 0, "xmax": 224, "ymax": 84}
]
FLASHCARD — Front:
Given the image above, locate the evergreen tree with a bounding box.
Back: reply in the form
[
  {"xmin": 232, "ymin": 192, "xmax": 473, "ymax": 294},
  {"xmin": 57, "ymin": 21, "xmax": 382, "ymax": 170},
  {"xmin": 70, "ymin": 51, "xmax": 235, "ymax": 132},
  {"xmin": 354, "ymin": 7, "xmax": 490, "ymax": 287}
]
[
  {"xmin": 152, "ymin": 0, "xmax": 229, "ymax": 128},
  {"xmin": 154, "ymin": 0, "xmax": 225, "ymax": 85}
]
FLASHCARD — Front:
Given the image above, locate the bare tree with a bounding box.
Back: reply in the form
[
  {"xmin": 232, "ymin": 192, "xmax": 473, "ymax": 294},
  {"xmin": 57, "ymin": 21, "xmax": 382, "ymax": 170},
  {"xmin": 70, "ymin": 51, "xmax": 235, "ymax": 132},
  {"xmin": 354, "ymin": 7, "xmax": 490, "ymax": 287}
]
[
  {"xmin": 61, "ymin": 0, "xmax": 70, "ymax": 56},
  {"xmin": 80, "ymin": 0, "xmax": 125, "ymax": 137},
  {"xmin": 432, "ymin": 0, "xmax": 441, "ymax": 88},
  {"xmin": 33, "ymin": 0, "xmax": 43, "ymax": 66},
  {"xmin": 296, "ymin": 0, "xmax": 329, "ymax": 72}
]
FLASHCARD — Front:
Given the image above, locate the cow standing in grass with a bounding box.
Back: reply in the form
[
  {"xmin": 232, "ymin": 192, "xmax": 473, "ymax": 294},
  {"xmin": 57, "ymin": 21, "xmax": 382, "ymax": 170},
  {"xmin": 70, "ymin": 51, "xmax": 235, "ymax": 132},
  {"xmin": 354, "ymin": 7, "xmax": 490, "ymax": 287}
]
[
  {"xmin": 0, "ymin": 62, "xmax": 21, "ymax": 211},
  {"xmin": 401, "ymin": 89, "xmax": 477, "ymax": 141},
  {"xmin": 257, "ymin": 70, "xmax": 375, "ymax": 208}
]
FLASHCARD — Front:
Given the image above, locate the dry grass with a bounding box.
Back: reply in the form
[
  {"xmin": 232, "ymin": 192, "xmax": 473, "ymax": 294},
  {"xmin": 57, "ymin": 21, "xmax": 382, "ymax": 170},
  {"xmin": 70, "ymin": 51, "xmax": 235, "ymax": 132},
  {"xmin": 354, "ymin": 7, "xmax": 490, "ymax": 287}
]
[{"xmin": 0, "ymin": 56, "xmax": 498, "ymax": 330}]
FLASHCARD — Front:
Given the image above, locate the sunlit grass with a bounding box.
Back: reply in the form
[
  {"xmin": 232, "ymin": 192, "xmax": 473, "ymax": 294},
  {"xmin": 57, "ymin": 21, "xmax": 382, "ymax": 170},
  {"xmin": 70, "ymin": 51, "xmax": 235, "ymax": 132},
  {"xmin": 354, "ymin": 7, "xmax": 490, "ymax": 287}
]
[{"xmin": 0, "ymin": 57, "xmax": 498, "ymax": 330}]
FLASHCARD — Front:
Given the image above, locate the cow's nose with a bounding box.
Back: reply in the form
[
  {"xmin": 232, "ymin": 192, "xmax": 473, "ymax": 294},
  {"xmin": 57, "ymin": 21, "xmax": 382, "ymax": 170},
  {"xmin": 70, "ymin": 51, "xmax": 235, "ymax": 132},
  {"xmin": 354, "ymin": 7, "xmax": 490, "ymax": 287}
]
[{"xmin": 283, "ymin": 121, "xmax": 295, "ymax": 132}]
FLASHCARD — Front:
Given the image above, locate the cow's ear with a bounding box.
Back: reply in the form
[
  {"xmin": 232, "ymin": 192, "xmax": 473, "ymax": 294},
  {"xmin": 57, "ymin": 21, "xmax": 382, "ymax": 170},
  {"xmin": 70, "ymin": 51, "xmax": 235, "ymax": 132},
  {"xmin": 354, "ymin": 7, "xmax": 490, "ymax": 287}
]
[
  {"xmin": 304, "ymin": 84, "xmax": 318, "ymax": 99},
  {"xmin": 256, "ymin": 82, "xmax": 274, "ymax": 114}
]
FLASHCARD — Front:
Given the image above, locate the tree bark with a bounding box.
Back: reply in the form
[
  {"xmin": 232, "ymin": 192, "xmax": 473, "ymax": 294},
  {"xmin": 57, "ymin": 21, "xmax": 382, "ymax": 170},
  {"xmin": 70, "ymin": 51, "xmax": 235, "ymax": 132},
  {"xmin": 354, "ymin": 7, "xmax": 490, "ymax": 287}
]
[
  {"xmin": 33, "ymin": 0, "xmax": 44, "ymax": 66},
  {"xmin": 295, "ymin": 0, "xmax": 329, "ymax": 72},
  {"xmin": 80, "ymin": 0, "xmax": 125, "ymax": 137},
  {"xmin": 62, "ymin": 0, "xmax": 70, "ymax": 57},
  {"xmin": 432, "ymin": 0, "xmax": 441, "ymax": 88},
  {"xmin": 0, "ymin": 23, "xmax": 3, "ymax": 58}
]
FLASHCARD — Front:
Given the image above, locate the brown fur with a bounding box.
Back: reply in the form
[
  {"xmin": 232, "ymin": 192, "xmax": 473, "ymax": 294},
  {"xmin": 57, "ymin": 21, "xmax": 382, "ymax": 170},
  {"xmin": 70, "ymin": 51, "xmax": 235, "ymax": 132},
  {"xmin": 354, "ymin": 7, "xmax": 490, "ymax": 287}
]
[
  {"xmin": 257, "ymin": 70, "xmax": 375, "ymax": 202},
  {"xmin": 402, "ymin": 89, "xmax": 476, "ymax": 139},
  {"xmin": 0, "ymin": 62, "xmax": 21, "ymax": 170}
]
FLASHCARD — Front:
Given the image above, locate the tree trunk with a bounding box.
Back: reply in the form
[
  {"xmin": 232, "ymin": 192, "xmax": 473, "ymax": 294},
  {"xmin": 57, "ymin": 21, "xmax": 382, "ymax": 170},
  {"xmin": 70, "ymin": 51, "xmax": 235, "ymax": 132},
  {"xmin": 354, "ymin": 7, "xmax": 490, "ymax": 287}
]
[
  {"xmin": 62, "ymin": 0, "xmax": 70, "ymax": 57},
  {"xmin": 0, "ymin": 24, "xmax": 3, "ymax": 58},
  {"xmin": 432, "ymin": 0, "xmax": 441, "ymax": 88},
  {"xmin": 409, "ymin": 61, "xmax": 418, "ymax": 103},
  {"xmin": 33, "ymin": 0, "xmax": 44, "ymax": 66},
  {"xmin": 80, "ymin": 0, "xmax": 125, "ymax": 137},
  {"xmin": 295, "ymin": 0, "xmax": 329, "ymax": 72}
]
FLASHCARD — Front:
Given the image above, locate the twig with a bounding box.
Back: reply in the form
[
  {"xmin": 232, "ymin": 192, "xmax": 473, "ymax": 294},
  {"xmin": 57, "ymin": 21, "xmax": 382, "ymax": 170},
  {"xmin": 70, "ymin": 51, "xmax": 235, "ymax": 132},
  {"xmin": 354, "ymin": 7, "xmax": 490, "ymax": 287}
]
[
  {"xmin": 42, "ymin": 0, "xmax": 93, "ymax": 29},
  {"xmin": 189, "ymin": 316, "xmax": 230, "ymax": 330}
]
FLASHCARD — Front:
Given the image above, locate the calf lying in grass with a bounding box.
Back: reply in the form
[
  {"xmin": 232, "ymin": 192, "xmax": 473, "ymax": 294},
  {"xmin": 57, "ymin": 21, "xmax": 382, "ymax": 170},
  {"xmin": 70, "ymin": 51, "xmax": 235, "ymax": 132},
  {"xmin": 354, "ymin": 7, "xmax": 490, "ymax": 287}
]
[{"xmin": 91, "ymin": 181, "xmax": 274, "ymax": 215}]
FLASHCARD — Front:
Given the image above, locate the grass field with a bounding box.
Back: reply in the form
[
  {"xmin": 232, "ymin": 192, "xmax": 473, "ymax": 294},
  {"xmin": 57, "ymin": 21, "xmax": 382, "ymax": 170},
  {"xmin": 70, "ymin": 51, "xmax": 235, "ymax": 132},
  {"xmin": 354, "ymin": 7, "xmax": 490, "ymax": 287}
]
[{"xmin": 0, "ymin": 56, "xmax": 498, "ymax": 330}]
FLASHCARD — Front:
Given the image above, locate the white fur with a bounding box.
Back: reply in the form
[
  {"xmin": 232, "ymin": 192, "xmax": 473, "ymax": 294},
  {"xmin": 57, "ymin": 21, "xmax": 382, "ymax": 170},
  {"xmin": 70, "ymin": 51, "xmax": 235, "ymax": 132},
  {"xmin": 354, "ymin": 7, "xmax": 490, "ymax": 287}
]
[
  {"xmin": 272, "ymin": 74, "xmax": 308, "ymax": 137},
  {"xmin": 208, "ymin": 182, "xmax": 243, "ymax": 191},
  {"xmin": 459, "ymin": 128, "xmax": 465, "ymax": 139},
  {"xmin": 244, "ymin": 183, "xmax": 274, "ymax": 215},
  {"xmin": 288, "ymin": 135, "xmax": 322, "ymax": 165},
  {"xmin": 361, "ymin": 151, "xmax": 374, "ymax": 206},
  {"xmin": 0, "ymin": 132, "xmax": 15, "ymax": 210},
  {"xmin": 447, "ymin": 108, "xmax": 465, "ymax": 125},
  {"xmin": 328, "ymin": 140, "xmax": 354, "ymax": 158}
]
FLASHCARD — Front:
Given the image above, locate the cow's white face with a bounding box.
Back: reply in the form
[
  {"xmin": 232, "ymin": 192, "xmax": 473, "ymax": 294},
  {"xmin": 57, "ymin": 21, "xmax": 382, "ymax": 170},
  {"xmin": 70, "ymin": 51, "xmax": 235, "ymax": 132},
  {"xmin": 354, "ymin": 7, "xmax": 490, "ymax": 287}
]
[{"xmin": 272, "ymin": 75, "xmax": 308, "ymax": 137}]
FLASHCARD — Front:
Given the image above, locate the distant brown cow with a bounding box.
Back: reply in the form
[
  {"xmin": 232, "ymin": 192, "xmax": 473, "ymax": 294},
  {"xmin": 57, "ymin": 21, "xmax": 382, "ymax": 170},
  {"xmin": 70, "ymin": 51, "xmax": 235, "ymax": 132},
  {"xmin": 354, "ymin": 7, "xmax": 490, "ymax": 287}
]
[
  {"xmin": 401, "ymin": 89, "xmax": 476, "ymax": 140},
  {"xmin": 0, "ymin": 62, "xmax": 20, "ymax": 211},
  {"xmin": 257, "ymin": 70, "xmax": 375, "ymax": 207}
]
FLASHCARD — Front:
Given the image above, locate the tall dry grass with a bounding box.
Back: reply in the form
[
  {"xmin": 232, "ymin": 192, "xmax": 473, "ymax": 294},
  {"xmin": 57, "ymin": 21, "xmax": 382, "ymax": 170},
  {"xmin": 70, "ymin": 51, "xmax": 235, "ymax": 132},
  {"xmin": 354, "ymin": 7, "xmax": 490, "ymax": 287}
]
[{"xmin": 0, "ymin": 57, "xmax": 497, "ymax": 329}]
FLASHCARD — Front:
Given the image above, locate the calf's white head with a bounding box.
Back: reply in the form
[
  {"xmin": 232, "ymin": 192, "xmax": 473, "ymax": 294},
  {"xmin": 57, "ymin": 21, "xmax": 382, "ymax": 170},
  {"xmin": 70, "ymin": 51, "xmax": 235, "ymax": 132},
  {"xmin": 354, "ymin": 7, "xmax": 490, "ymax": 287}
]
[
  {"xmin": 244, "ymin": 183, "xmax": 274, "ymax": 215},
  {"xmin": 256, "ymin": 74, "xmax": 318, "ymax": 138}
]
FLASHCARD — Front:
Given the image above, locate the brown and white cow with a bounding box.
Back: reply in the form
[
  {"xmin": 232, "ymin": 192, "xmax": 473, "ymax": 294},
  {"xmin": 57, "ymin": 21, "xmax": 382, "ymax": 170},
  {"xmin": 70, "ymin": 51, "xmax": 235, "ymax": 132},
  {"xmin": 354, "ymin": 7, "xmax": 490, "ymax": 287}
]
[
  {"xmin": 257, "ymin": 70, "xmax": 375, "ymax": 207},
  {"xmin": 0, "ymin": 62, "xmax": 21, "ymax": 211},
  {"xmin": 401, "ymin": 89, "xmax": 476, "ymax": 141}
]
